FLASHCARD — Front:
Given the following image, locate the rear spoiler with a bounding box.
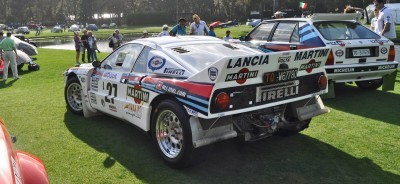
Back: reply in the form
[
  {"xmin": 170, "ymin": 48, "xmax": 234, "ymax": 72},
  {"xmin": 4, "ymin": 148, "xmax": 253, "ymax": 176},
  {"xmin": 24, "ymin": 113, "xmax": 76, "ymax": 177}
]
[{"xmin": 311, "ymin": 13, "xmax": 362, "ymax": 21}]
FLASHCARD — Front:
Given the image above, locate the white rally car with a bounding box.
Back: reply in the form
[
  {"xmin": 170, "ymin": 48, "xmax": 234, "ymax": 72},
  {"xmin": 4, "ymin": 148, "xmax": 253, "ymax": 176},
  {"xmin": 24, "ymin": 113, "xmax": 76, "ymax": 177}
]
[
  {"xmin": 64, "ymin": 36, "xmax": 330, "ymax": 168},
  {"xmin": 240, "ymin": 13, "xmax": 398, "ymax": 93}
]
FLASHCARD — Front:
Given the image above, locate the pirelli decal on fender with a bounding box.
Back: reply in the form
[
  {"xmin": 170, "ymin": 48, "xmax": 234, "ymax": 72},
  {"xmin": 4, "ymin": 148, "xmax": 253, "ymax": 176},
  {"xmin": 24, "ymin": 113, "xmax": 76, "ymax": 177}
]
[
  {"xmin": 294, "ymin": 49, "xmax": 329, "ymax": 61},
  {"xmin": 227, "ymin": 55, "xmax": 269, "ymax": 69}
]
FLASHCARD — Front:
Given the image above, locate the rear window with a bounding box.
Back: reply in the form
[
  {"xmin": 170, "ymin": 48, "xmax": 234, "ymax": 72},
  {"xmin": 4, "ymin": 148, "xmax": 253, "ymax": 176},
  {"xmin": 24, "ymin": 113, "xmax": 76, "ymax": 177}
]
[{"xmin": 314, "ymin": 21, "xmax": 380, "ymax": 40}]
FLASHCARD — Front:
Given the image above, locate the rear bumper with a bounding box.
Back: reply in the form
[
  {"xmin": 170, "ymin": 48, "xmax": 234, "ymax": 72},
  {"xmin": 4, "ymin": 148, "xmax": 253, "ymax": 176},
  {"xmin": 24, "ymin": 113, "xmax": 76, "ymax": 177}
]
[{"xmin": 325, "ymin": 62, "xmax": 398, "ymax": 83}]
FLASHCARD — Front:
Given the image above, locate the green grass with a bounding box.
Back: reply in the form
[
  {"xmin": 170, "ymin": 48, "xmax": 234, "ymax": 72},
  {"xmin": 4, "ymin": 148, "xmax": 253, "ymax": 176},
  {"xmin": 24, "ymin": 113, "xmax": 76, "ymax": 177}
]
[
  {"xmin": 23, "ymin": 25, "xmax": 253, "ymax": 40},
  {"xmin": 0, "ymin": 49, "xmax": 399, "ymax": 183}
]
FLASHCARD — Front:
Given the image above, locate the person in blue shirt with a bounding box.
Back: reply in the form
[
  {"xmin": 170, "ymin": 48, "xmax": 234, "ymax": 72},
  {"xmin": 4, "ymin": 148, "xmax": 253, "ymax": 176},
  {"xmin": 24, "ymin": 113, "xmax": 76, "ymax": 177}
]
[
  {"xmin": 169, "ymin": 18, "xmax": 187, "ymax": 36},
  {"xmin": 208, "ymin": 26, "xmax": 216, "ymax": 37}
]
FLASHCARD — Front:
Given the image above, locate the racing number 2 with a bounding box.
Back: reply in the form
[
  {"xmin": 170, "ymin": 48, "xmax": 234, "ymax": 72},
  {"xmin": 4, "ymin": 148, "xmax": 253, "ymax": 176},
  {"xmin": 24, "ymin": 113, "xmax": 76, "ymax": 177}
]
[{"xmin": 104, "ymin": 82, "xmax": 117, "ymax": 104}]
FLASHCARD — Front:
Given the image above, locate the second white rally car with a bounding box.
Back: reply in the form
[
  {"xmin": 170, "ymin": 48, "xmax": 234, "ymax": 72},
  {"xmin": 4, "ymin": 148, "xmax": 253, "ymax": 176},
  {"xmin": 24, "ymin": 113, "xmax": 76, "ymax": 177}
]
[
  {"xmin": 64, "ymin": 36, "xmax": 330, "ymax": 168},
  {"xmin": 240, "ymin": 13, "xmax": 398, "ymax": 92}
]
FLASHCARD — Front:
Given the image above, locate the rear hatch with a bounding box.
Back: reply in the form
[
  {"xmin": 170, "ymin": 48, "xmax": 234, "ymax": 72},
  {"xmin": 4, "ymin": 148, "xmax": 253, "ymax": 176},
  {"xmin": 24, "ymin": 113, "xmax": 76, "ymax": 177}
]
[{"xmin": 188, "ymin": 47, "xmax": 331, "ymax": 118}]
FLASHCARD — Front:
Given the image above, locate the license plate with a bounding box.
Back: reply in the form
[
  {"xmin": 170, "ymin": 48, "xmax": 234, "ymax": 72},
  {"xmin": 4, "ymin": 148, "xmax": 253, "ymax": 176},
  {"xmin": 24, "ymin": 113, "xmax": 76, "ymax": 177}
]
[
  {"xmin": 263, "ymin": 68, "xmax": 298, "ymax": 84},
  {"xmin": 352, "ymin": 49, "xmax": 370, "ymax": 57}
]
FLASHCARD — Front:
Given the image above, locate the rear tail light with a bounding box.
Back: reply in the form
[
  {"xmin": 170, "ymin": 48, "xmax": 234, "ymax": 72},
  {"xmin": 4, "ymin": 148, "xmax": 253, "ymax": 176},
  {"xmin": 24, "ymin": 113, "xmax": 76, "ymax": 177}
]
[
  {"xmin": 215, "ymin": 92, "xmax": 230, "ymax": 110},
  {"xmin": 318, "ymin": 75, "xmax": 328, "ymax": 90},
  {"xmin": 388, "ymin": 45, "xmax": 395, "ymax": 62},
  {"xmin": 326, "ymin": 50, "xmax": 335, "ymax": 65}
]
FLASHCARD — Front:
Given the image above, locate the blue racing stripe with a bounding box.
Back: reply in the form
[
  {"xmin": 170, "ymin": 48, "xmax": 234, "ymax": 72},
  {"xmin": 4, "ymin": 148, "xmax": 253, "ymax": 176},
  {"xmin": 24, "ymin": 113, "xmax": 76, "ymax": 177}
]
[
  {"xmin": 177, "ymin": 98, "xmax": 208, "ymax": 114},
  {"xmin": 187, "ymin": 95, "xmax": 209, "ymax": 105}
]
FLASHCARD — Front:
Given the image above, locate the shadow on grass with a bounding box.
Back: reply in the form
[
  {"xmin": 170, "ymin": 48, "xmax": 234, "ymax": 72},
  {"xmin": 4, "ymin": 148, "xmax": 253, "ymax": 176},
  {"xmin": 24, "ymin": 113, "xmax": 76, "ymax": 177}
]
[
  {"xmin": 64, "ymin": 112, "xmax": 400, "ymax": 184},
  {"xmin": 324, "ymin": 83, "xmax": 400, "ymax": 126},
  {"xmin": 0, "ymin": 69, "xmax": 35, "ymax": 89}
]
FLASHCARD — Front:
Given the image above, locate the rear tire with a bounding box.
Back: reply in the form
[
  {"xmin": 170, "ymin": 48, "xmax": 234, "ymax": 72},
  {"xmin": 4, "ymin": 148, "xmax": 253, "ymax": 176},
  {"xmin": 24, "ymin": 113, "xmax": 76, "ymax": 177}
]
[
  {"xmin": 355, "ymin": 79, "xmax": 383, "ymax": 90},
  {"xmin": 64, "ymin": 77, "xmax": 83, "ymax": 115},
  {"xmin": 151, "ymin": 99, "xmax": 195, "ymax": 169}
]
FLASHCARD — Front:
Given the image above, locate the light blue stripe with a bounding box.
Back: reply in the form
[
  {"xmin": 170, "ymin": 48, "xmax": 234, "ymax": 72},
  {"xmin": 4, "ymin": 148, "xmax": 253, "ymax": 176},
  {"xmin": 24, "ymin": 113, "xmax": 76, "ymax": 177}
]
[
  {"xmin": 301, "ymin": 33, "xmax": 318, "ymax": 42},
  {"xmin": 177, "ymin": 98, "xmax": 208, "ymax": 113},
  {"xmin": 299, "ymin": 25, "xmax": 312, "ymax": 34},
  {"xmin": 187, "ymin": 95, "xmax": 209, "ymax": 105}
]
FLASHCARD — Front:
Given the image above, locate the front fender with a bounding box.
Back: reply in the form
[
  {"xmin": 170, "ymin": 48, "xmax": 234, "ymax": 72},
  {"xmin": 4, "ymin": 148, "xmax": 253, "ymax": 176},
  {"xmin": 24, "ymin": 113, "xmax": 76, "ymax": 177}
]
[{"xmin": 16, "ymin": 151, "xmax": 49, "ymax": 184}]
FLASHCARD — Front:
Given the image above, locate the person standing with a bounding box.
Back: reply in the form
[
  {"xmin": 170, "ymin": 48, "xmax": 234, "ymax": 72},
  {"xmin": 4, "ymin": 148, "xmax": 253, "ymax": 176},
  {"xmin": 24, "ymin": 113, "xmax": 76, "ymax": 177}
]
[
  {"xmin": 169, "ymin": 18, "xmax": 187, "ymax": 36},
  {"xmin": 374, "ymin": 0, "xmax": 396, "ymax": 39},
  {"xmin": 87, "ymin": 31, "xmax": 94, "ymax": 62},
  {"xmin": 223, "ymin": 30, "xmax": 232, "ymax": 41},
  {"xmin": 80, "ymin": 30, "xmax": 89, "ymax": 63},
  {"xmin": 158, "ymin": 25, "xmax": 170, "ymax": 37},
  {"xmin": 0, "ymin": 32, "xmax": 19, "ymax": 80},
  {"xmin": 190, "ymin": 14, "xmax": 209, "ymax": 36},
  {"xmin": 115, "ymin": 29, "xmax": 123, "ymax": 47},
  {"xmin": 73, "ymin": 31, "xmax": 82, "ymax": 66},
  {"xmin": 208, "ymin": 26, "xmax": 217, "ymax": 37},
  {"xmin": 370, "ymin": 9, "xmax": 380, "ymax": 33},
  {"xmin": 108, "ymin": 32, "xmax": 118, "ymax": 50}
]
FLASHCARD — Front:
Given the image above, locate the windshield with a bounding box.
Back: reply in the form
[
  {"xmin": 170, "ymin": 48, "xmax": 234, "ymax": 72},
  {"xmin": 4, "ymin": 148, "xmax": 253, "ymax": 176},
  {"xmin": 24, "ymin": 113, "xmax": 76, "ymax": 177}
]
[{"xmin": 314, "ymin": 21, "xmax": 380, "ymax": 40}]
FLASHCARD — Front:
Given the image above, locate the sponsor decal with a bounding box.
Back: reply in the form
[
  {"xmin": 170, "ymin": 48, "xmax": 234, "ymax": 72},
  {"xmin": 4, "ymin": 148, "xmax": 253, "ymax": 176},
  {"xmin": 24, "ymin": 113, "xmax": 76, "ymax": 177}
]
[
  {"xmin": 160, "ymin": 83, "xmax": 188, "ymax": 97},
  {"xmin": 381, "ymin": 47, "xmax": 388, "ymax": 54},
  {"xmin": 225, "ymin": 68, "xmax": 258, "ymax": 84},
  {"xmin": 164, "ymin": 68, "xmax": 185, "ymax": 75},
  {"xmin": 127, "ymin": 84, "xmax": 150, "ymax": 104},
  {"xmin": 294, "ymin": 49, "xmax": 329, "ymax": 61},
  {"xmin": 208, "ymin": 67, "xmax": 218, "ymax": 81},
  {"xmin": 334, "ymin": 68, "xmax": 355, "ymax": 73},
  {"xmin": 335, "ymin": 50, "xmax": 344, "ymax": 57},
  {"xmin": 256, "ymin": 80, "xmax": 299, "ymax": 102},
  {"xmin": 103, "ymin": 72, "xmax": 118, "ymax": 80},
  {"xmin": 101, "ymin": 99, "xmax": 105, "ymax": 107},
  {"xmin": 264, "ymin": 68, "xmax": 298, "ymax": 84},
  {"xmin": 226, "ymin": 55, "xmax": 269, "ymax": 69},
  {"xmin": 184, "ymin": 106, "xmax": 198, "ymax": 116},
  {"xmin": 370, "ymin": 39, "xmax": 390, "ymax": 44},
  {"xmin": 80, "ymin": 77, "xmax": 86, "ymax": 83},
  {"xmin": 326, "ymin": 41, "xmax": 347, "ymax": 46},
  {"xmin": 378, "ymin": 65, "xmax": 396, "ymax": 70},
  {"xmin": 299, "ymin": 59, "xmax": 321, "ymax": 73},
  {"xmin": 278, "ymin": 56, "xmax": 291, "ymax": 63},
  {"xmin": 91, "ymin": 77, "xmax": 99, "ymax": 92},
  {"xmin": 90, "ymin": 92, "xmax": 97, "ymax": 105},
  {"xmin": 148, "ymin": 56, "xmax": 166, "ymax": 71},
  {"xmin": 124, "ymin": 103, "xmax": 143, "ymax": 119},
  {"xmin": 109, "ymin": 105, "xmax": 117, "ymax": 112},
  {"xmin": 155, "ymin": 81, "xmax": 163, "ymax": 90}
]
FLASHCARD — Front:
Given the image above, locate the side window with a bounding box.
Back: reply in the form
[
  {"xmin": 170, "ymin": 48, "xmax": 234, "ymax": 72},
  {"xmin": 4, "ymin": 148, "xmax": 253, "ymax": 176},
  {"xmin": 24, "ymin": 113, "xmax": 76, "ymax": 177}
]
[
  {"xmin": 271, "ymin": 22, "xmax": 298, "ymax": 42},
  {"xmin": 101, "ymin": 44, "xmax": 144, "ymax": 71},
  {"xmin": 132, "ymin": 47, "xmax": 151, "ymax": 73},
  {"xmin": 249, "ymin": 23, "xmax": 275, "ymax": 41},
  {"xmin": 290, "ymin": 23, "xmax": 300, "ymax": 43}
]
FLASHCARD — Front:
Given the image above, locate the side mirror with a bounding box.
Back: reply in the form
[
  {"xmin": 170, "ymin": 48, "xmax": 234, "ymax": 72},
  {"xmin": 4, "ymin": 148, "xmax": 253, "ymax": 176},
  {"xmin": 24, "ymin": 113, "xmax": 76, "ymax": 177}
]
[{"xmin": 92, "ymin": 60, "xmax": 101, "ymax": 68}]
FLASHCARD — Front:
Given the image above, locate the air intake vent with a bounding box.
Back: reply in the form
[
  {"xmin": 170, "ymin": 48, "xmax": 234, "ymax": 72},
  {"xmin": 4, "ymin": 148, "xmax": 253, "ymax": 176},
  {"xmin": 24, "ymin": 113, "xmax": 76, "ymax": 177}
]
[
  {"xmin": 171, "ymin": 47, "xmax": 190, "ymax": 54},
  {"xmin": 223, "ymin": 43, "xmax": 239, "ymax": 50}
]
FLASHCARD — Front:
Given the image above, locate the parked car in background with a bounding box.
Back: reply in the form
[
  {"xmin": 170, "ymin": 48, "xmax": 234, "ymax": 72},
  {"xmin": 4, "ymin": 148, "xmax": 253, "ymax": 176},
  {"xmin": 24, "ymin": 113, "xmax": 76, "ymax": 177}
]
[
  {"xmin": 246, "ymin": 19, "xmax": 261, "ymax": 27},
  {"xmin": 51, "ymin": 26, "xmax": 63, "ymax": 33},
  {"xmin": 68, "ymin": 24, "xmax": 80, "ymax": 32},
  {"xmin": 101, "ymin": 24, "xmax": 109, "ymax": 28},
  {"xmin": 87, "ymin": 24, "xmax": 98, "ymax": 31},
  {"xmin": 64, "ymin": 36, "xmax": 330, "ymax": 168},
  {"xmin": 240, "ymin": 13, "xmax": 398, "ymax": 92},
  {"xmin": 219, "ymin": 20, "xmax": 239, "ymax": 28},
  {"xmin": 209, "ymin": 21, "xmax": 222, "ymax": 28},
  {"xmin": 0, "ymin": 24, "xmax": 7, "ymax": 30},
  {"xmin": 15, "ymin": 26, "xmax": 30, "ymax": 34},
  {"xmin": 109, "ymin": 23, "xmax": 117, "ymax": 28},
  {"xmin": 0, "ymin": 118, "xmax": 49, "ymax": 184}
]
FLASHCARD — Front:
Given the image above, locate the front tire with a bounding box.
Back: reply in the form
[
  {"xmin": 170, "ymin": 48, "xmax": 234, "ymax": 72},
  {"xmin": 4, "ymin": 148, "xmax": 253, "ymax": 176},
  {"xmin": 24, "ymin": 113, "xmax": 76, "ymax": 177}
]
[
  {"xmin": 64, "ymin": 77, "xmax": 83, "ymax": 115},
  {"xmin": 151, "ymin": 100, "xmax": 194, "ymax": 169},
  {"xmin": 355, "ymin": 79, "xmax": 383, "ymax": 90}
]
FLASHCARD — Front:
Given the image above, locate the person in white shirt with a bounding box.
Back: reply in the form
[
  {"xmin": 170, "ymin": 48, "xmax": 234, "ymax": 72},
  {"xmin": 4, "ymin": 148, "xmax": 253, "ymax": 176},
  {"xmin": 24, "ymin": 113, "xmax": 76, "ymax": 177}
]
[
  {"xmin": 370, "ymin": 9, "xmax": 379, "ymax": 33},
  {"xmin": 223, "ymin": 30, "xmax": 232, "ymax": 41},
  {"xmin": 158, "ymin": 24, "xmax": 170, "ymax": 37},
  {"xmin": 374, "ymin": 0, "xmax": 396, "ymax": 39},
  {"xmin": 190, "ymin": 14, "xmax": 209, "ymax": 36}
]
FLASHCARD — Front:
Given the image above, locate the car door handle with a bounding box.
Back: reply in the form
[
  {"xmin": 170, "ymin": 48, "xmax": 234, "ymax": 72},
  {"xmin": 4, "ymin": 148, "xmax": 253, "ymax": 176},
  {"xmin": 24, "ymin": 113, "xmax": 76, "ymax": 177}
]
[{"xmin": 290, "ymin": 45, "xmax": 297, "ymax": 50}]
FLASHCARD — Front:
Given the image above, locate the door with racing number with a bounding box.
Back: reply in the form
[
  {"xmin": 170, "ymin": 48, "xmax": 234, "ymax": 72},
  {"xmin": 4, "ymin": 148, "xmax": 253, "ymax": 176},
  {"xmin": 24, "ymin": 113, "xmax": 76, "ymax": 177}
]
[{"xmin": 89, "ymin": 43, "xmax": 144, "ymax": 118}]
